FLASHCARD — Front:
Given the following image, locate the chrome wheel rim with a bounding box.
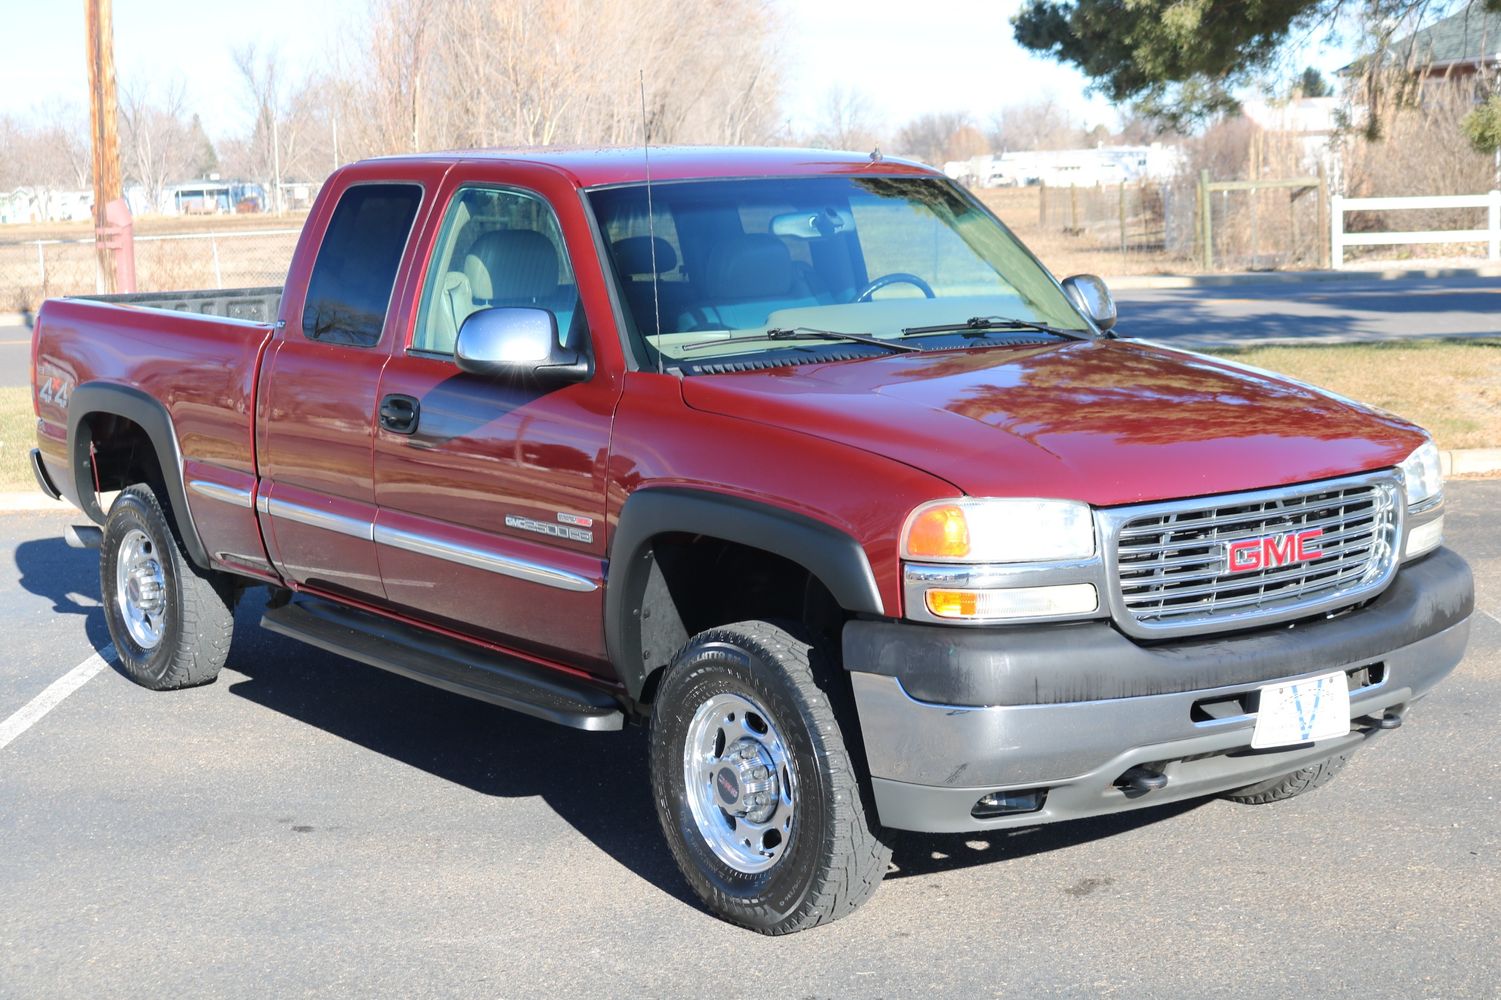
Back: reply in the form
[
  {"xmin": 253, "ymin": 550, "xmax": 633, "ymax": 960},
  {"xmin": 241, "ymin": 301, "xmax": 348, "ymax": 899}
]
[
  {"xmin": 114, "ymin": 527, "xmax": 166, "ymax": 650},
  {"xmin": 682, "ymin": 691, "xmax": 796, "ymax": 874}
]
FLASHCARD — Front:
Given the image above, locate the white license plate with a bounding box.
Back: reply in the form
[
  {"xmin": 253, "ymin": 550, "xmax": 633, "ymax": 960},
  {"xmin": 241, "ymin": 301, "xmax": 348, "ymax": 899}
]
[{"xmin": 1251, "ymin": 670, "xmax": 1351, "ymax": 749}]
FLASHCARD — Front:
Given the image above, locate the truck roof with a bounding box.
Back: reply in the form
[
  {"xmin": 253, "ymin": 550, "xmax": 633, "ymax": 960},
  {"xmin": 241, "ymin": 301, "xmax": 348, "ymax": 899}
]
[{"xmin": 361, "ymin": 145, "xmax": 939, "ymax": 187}]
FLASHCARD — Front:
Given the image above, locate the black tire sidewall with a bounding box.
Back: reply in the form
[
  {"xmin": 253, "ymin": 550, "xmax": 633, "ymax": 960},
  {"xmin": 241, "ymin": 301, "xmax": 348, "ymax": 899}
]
[
  {"xmin": 650, "ymin": 636, "xmax": 833, "ymax": 923},
  {"xmin": 100, "ymin": 488, "xmax": 183, "ymax": 684}
]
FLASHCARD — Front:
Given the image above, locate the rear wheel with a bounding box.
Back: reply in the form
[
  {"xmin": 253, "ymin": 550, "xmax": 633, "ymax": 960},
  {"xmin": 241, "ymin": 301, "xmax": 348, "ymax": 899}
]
[
  {"xmin": 1222, "ymin": 752, "xmax": 1352, "ymax": 805},
  {"xmin": 648, "ymin": 620, "xmax": 890, "ymax": 934},
  {"xmin": 100, "ymin": 485, "xmax": 236, "ymax": 690}
]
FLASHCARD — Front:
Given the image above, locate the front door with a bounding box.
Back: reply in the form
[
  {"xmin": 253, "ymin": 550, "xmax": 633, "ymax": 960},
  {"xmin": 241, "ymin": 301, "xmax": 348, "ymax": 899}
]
[{"xmin": 372, "ymin": 181, "xmax": 619, "ymax": 672}]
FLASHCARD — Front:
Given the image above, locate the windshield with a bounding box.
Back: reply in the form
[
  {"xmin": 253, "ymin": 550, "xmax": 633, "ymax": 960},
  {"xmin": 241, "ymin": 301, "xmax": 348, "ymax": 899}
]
[{"xmin": 588, "ymin": 175, "xmax": 1090, "ymax": 368}]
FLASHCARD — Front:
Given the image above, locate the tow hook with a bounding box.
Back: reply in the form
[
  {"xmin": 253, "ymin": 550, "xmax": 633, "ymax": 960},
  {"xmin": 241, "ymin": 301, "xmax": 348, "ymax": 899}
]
[
  {"xmin": 1116, "ymin": 766, "xmax": 1169, "ymax": 794},
  {"xmin": 1365, "ymin": 710, "xmax": 1404, "ymax": 731}
]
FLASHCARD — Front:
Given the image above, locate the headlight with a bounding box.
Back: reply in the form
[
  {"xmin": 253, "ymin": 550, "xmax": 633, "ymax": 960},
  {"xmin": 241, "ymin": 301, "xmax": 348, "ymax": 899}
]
[
  {"xmin": 901, "ymin": 498, "xmax": 1096, "ymax": 563},
  {"xmin": 1398, "ymin": 440, "xmax": 1442, "ymax": 507}
]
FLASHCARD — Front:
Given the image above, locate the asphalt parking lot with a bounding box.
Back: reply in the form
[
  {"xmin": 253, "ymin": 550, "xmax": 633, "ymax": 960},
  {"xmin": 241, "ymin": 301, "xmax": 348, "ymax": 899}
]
[{"xmin": 2, "ymin": 483, "xmax": 1498, "ymax": 999}]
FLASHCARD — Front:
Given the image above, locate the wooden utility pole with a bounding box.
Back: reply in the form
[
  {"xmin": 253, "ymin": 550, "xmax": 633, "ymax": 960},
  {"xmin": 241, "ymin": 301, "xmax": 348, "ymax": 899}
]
[{"xmin": 85, "ymin": 0, "xmax": 123, "ymax": 292}]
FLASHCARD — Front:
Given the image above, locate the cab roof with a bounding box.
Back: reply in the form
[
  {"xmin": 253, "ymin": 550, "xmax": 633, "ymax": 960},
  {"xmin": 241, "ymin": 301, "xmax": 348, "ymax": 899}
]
[{"xmin": 360, "ymin": 145, "xmax": 939, "ymax": 188}]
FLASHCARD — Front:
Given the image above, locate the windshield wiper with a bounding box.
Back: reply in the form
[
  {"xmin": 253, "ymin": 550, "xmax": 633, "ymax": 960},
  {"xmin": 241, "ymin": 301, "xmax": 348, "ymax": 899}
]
[
  {"xmin": 682, "ymin": 326, "xmax": 922, "ymax": 354},
  {"xmin": 900, "ymin": 316, "xmax": 1091, "ymax": 341}
]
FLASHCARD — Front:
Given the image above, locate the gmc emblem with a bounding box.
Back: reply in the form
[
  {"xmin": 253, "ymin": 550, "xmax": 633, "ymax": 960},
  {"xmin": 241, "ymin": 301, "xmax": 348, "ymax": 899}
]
[{"xmin": 1224, "ymin": 527, "xmax": 1324, "ymax": 574}]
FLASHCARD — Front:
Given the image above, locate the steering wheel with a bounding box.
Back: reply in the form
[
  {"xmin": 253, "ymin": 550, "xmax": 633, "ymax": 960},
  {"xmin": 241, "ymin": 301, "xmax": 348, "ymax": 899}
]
[{"xmin": 853, "ymin": 272, "xmax": 936, "ymax": 302}]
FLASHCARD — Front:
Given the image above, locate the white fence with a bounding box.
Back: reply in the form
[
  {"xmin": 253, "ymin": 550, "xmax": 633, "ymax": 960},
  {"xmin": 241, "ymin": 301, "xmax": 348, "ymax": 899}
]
[{"xmin": 1330, "ymin": 191, "xmax": 1501, "ymax": 267}]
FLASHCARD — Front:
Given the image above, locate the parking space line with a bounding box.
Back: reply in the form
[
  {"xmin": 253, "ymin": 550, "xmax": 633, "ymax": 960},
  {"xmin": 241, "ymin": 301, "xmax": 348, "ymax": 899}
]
[{"xmin": 0, "ymin": 645, "xmax": 115, "ymax": 752}]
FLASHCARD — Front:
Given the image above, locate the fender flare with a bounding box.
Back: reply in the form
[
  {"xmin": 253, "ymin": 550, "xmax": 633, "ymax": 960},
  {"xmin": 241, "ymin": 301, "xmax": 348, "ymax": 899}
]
[
  {"xmin": 67, "ymin": 382, "xmax": 211, "ymax": 569},
  {"xmin": 605, "ymin": 487, "xmax": 886, "ymax": 702}
]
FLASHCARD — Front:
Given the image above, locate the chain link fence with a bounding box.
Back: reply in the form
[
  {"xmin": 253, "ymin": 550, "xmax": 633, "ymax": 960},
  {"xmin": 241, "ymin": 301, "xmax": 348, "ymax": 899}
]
[
  {"xmin": 1, "ymin": 228, "xmax": 299, "ymax": 310},
  {"xmin": 1034, "ymin": 177, "xmax": 1329, "ymax": 271}
]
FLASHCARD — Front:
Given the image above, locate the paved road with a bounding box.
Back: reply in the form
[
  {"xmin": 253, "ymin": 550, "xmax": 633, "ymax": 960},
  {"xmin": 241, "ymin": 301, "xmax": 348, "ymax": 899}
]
[
  {"xmin": 1, "ymin": 325, "xmax": 27, "ymax": 388},
  {"xmin": 1113, "ymin": 275, "xmax": 1501, "ymax": 349},
  {"xmin": 2, "ymin": 483, "xmax": 1497, "ymax": 998}
]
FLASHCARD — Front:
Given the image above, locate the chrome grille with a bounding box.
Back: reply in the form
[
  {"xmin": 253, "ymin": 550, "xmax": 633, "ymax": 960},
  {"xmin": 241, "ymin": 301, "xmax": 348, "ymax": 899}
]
[{"xmin": 1108, "ymin": 474, "xmax": 1401, "ymax": 637}]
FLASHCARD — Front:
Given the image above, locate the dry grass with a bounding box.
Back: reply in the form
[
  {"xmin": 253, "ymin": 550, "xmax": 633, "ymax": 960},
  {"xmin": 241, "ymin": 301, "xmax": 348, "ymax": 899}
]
[
  {"xmin": 0, "ymin": 343, "xmax": 1494, "ymax": 496},
  {"xmin": 0, "ymin": 387, "xmax": 36, "ymax": 491},
  {"xmin": 1205, "ymin": 339, "xmax": 1501, "ymax": 451}
]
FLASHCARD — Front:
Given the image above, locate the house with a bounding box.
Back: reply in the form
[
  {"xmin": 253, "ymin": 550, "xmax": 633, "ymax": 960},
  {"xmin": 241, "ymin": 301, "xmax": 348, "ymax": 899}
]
[
  {"xmin": 1343, "ymin": 2, "xmax": 1501, "ymax": 83},
  {"xmin": 944, "ymin": 145, "xmax": 1186, "ymax": 189}
]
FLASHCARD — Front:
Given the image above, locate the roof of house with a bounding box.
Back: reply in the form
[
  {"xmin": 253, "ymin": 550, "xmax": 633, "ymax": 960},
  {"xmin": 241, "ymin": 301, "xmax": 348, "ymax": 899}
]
[{"xmin": 1346, "ymin": 2, "xmax": 1501, "ymax": 73}]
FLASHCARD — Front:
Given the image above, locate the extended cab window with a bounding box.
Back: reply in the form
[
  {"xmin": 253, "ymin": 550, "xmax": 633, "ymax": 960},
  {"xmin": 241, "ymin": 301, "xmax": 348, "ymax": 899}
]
[
  {"xmin": 301, "ymin": 183, "xmax": 422, "ymax": 346},
  {"xmin": 413, "ymin": 186, "xmax": 580, "ymax": 356}
]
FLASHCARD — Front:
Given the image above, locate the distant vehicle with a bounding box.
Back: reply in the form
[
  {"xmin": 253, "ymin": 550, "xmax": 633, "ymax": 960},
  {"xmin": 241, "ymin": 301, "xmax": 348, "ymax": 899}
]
[
  {"xmin": 30, "ymin": 147, "xmax": 1474, "ymax": 934},
  {"xmin": 166, "ymin": 180, "xmax": 266, "ymax": 215}
]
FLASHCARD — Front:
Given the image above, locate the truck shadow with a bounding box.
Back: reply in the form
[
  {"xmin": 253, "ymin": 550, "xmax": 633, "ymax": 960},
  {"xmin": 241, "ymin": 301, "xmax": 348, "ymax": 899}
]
[
  {"xmin": 882, "ymin": 801, "xmax": 1203, "ymax": 880},
  {"xmin": 215, "ymin": 593, "xmax": 1213, "ymax": 910},
  {"xmin": 13, "ymin": 536, "xmax": 114, "ymax": 652}
]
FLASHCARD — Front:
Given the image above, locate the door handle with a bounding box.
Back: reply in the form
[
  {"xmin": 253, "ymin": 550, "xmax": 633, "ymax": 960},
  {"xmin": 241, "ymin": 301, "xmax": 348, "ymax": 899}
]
[{"xmin": 379, "ymin": 394, "xmax": 420, "ymax": 434}]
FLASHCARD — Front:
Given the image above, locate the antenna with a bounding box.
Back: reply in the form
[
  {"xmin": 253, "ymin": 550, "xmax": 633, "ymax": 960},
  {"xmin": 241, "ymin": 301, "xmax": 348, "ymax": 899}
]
[{"xmin": 639, "ymin": 70, "xmax": 665, "ymax": 374}]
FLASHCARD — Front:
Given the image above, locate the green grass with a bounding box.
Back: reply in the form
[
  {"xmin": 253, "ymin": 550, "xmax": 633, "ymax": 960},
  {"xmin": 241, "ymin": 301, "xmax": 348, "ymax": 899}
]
[
  {"xmin": 1204, "ymin": 339, "xmax": 1501, "ymax": 452},
  {"xmin": 0, "ymin": 387, "xmax": 36, "ymax": 492},
  {"xmin": 0, "ymin": 340, "xmax": 1493, "ymax": 495}
]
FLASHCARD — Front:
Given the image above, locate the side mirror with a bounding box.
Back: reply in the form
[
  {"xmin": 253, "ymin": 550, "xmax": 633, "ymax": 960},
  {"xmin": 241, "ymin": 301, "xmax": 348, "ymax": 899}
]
[
  {"xmin": 1060, "ymin": 274, "xmax": 1117, "ymax": 333},
  {"xmin": 454, "ymin": 307, "xmax": 589, "ymax": 383}
]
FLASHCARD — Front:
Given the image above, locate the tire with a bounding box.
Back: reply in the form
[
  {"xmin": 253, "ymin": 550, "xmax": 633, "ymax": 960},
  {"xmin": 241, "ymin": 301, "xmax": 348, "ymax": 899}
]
[
  {"xmin": 100, "ymin": 484, "xmax": 235, "ymax": 690},
  {"xmin": 648, "ymin": 620, "xmax": 890, "ymax": 934},
  {"xmin": 1222, "ymin": 752, "xmax": 1352, "ymax": 805}
]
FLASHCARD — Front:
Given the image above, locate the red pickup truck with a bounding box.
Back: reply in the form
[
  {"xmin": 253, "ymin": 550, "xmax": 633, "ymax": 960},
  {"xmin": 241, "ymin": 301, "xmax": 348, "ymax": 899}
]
[{"xmin": 30, "ymin": 148, "xmax": 1473, "ymax": 933}]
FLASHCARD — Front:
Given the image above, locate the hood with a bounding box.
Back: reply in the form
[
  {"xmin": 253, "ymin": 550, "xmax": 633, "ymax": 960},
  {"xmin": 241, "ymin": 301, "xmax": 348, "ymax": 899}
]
[{"xmin": 679, "ymin": 340, "xmax": 1427, "ymax": 507}]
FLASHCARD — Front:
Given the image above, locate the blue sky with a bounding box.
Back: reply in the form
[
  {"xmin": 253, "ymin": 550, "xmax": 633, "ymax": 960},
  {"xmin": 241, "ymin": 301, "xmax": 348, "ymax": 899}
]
[{"xmin": 2, "ymin": 0, "xmax": 1355, "ymax": 141}]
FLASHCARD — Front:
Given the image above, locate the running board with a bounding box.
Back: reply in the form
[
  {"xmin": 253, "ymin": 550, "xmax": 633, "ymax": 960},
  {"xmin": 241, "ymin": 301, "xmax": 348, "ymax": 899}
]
[{"xmin": 261, "ymin": 598, "xmax": 625, "ymax": 731}]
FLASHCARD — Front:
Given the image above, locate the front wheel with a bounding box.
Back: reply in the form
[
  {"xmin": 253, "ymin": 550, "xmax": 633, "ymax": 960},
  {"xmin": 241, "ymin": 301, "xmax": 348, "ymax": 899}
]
[{"xmin": 648, "ymin": 621, "xmax": 890, "ymax": 934}]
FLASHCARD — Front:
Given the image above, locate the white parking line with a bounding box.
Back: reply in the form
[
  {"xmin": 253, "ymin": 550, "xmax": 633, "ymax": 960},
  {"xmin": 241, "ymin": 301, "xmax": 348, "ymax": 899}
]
[{"xmin": 0, "ymin": 646, "xmax": 115, "ymax": 752}]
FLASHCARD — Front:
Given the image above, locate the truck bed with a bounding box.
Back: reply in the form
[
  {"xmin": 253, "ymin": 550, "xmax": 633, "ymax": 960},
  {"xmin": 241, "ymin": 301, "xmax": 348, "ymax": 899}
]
[
  {"xmin": 31, "ymin": 293, "xmax": 279, "ymax": 566},
  {"xmin": 74, "ymin": 286, "xmax": 284, "ymax": 324}
]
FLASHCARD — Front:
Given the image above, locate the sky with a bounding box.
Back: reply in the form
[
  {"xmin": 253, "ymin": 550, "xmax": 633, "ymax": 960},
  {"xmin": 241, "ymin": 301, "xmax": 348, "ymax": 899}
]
[{"xmin": 0, "ymin": 0, "xmax": 1357, "ymax": 143}]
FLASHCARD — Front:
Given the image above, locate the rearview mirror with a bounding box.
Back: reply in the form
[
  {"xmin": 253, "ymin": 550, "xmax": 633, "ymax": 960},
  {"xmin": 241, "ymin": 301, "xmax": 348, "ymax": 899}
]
[
  {"xmin": 1060, "ymin": 274, "xmax": 1117, "ymax": 333},
  {"xmin": 454, "ymin": 307, "xmax": 589, "ymax": 383}
]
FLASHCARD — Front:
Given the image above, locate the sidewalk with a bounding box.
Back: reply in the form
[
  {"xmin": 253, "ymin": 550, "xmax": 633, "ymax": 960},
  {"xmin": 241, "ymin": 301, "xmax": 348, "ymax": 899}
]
[{"xmin": 1107, "ymin": 260, "xmax": 1501, "ymax": 290}]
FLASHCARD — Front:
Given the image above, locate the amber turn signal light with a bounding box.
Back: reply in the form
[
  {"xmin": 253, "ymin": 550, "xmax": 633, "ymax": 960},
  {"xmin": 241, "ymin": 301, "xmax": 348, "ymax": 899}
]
[{"xmin": 904, "ymin": 504, "xmax": 970, "ymax": 559}]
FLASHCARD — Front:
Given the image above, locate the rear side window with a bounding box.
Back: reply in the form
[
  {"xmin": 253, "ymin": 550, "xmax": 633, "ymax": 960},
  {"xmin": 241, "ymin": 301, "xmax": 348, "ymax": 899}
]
[{"xmin": 301, "ymin": 183, "xmax": 422, "ymax": 346}]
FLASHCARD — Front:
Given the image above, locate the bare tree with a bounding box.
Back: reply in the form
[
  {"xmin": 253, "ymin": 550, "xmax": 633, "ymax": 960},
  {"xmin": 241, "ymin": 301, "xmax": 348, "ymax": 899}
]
[
  {"xmin": 894, "ymin": 112, "xmax": 972, "ymax": 165},
  {"xmin": 989, "ymin": 98, "xmax": 1085, "ymax": 151},
  {"xmin": 812, "ymin": 86, "xmax": 880, "ymax": 152},
  {"xmin": 329, "ymin": 0, "xmax": 782, "ymax": 160},
  {"xmin": 119, "ymin": 80, "xmax": 197, "ymax": 212},
  {"xmin": 232, "ymin": 43, "xmax": 289, "ymax": 211}
]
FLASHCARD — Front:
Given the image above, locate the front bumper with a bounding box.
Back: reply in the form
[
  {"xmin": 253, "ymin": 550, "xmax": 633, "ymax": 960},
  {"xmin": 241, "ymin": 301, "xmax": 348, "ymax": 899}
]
[{"xmin": 844, "ymin": 547, "xmax": 1474, "ymax": 833}]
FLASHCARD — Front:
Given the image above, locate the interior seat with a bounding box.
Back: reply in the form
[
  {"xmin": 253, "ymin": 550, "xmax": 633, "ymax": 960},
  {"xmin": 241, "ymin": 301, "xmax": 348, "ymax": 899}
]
[{"xmin": 463, "ymin": 228, "xmax": 577, "ymax": 342}]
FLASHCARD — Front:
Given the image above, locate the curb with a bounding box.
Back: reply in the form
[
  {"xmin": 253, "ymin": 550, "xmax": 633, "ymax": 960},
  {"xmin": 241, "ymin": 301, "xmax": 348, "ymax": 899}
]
[
  {"xmin": 1441, "ymin": 448, "xmax": 1501, "ymax": 477},
  {"xmin": 1, "ymin": 312, "xmax": 26, "ymax": 327},
  {"xmin": 0, "ymin": 493, "xmax": 71, "ymax": 512},
  {"xmin": 1106, "ymin": 263, "xmax": 1501, "ymax": 291},
  {"xmin": 2, "ymin": 448, "xmax": 1498, "ymax": 513}
]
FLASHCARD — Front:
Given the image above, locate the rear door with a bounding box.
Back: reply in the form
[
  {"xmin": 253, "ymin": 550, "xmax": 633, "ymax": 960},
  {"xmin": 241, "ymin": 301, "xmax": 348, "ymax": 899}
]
[
  {"xmin": 257, "ymin": 171, "xmax": 436, "ymax": 601},
  {"xmin": 370, "ymin": 165, "xmax": 622, "ymax": 671}
]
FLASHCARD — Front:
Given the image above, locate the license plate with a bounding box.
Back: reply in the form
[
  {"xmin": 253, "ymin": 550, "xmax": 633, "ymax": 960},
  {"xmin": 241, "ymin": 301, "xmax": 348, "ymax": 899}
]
[{"xmin": 1251, "ymin": 670, "xmax": 1351, "ymax": 749}]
